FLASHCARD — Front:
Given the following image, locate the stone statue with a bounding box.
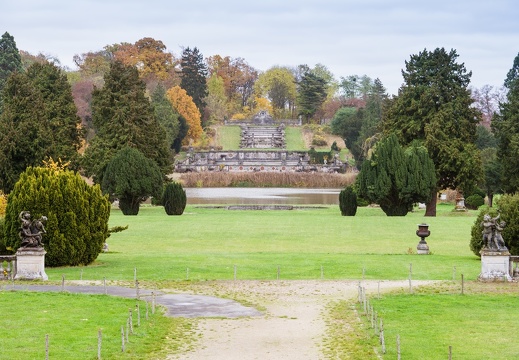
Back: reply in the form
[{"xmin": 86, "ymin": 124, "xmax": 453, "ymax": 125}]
[
  {"xmin": 19, "ymin": 211, "xmax": 47, "ymax": 248},
  {"xmin": 481, "ymin": 213, "xmax": 508, "ymax": 251}
]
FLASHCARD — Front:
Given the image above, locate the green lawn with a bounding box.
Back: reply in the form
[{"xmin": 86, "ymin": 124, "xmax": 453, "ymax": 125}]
[
  {"xmin": 45, "ymin": 204, "xmax": 480, "ymax": 282},
  {"xmin": 217, "ymin": 125, "xmax": 241, "ymax": 150},
  {"xmin": 0, "ymin": 291, "xmax": 192, "ymax": 359},
  {"xmin": 285, "ymin": 126, "xmax": 306, "ymax": 150}
]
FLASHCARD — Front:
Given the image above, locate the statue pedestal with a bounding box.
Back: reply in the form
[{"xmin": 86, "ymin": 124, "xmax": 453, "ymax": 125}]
[
  {"xmin": 14, "ymin": 247, "xmax": 48, "ymax": 281},
  {"xmin": 478, "ymin": 249, "xmax": 511, "ymax": 282}
]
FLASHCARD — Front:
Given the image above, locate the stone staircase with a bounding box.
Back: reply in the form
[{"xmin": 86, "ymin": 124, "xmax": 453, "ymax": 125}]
[{"xmin": 240, "ymin": 125, "xmax": 285, "ymax": 149}]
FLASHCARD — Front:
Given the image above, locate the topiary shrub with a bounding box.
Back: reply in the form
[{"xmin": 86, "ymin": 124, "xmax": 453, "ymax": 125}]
[
  {"xmin": 465, "ymin": 194, "xmax": 485, "ymax": 210},
  {"xmin": 163, "ymin": 182, "xmax": 187, "ymax": 215},
  {"xmin": 339, "ymin": 186, "xmax": 357, "ymax": 216},
  {"xmin": 4, "ymin": 166, "xmax": 110, "ymax": 266},
  {"xmin": 102, "ymin": 147, "xmax": 164, "ymax": 215}
]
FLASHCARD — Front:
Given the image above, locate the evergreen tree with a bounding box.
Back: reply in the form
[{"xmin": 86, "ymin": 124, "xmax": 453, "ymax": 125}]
[
  {"xmin": 297, "ymin": 71, "xmax": 327, "ymax": 123},
  {"xmin": 4, "ymin": 166, "xmax": 110, "ymax": 266},
  {"xmin": 82, "ymin": 61, "xmax": 171, "ymax": 184},
  {"xmin": 0, "ymin": 32, "xmax": 23, "ymax": 105},
  {"xmin": 356, "ymin": 134, "xmax": 436, "ymax": 216},
  {"xmin": 102, "ymin": 147, "xmax": 163, "ymax": 215},
  {"xmin": 180, "ymin": 47, "xmax": 208, "ymax": 124},
  {"xmin": 330, "ymin": 107, "xmax": 363, "ymax": 161},
  {"xmin": 162, "ymin": 181, "xmax": 187, "ymax": 215},
  {"xmin": 493, "ymin": 53, "xmax": 519, "ymax": 193},
  {"xmin": 383, "ymin": 48, "xmax": 482, "ymax": 216},
  {"xmin": 26, "ymin": 62, "xmax": 83, "ymax": 168},
  {"xmin": 0, "ymin": 72, "xmax": 46, "ymax": 193},
  {"xmin": 151, "ymin": 84, "xmax": 180, "ymax": 151}
]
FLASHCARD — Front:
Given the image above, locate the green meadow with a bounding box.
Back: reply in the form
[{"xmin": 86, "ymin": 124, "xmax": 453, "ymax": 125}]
[
  {"xmin": 6, "ymin": 202, "xmax": 519, "ymax": 358},
  {"xmin": 45, "ymin": 203, "xmax": 481, "ymax": 282}
]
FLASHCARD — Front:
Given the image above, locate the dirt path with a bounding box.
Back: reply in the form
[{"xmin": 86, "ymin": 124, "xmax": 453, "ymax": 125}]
[{"xmin": 167, "ymin": 280, "xmax": 431, "ymax": 359}]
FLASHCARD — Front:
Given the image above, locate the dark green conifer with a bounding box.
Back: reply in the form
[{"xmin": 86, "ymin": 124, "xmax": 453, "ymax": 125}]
[{"xmin": 163, "ymin": 182, "xmax": 187, "ymax": 215}]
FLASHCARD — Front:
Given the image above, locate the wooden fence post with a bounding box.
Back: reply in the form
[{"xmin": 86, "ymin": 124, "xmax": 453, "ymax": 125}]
[
  {"xmin": 45, "ymin": 334, "xmax": 49, "ymax": 360},
  {"xmin": 97, "ymin": 329, "xmax": 102, "ymax": 359}
]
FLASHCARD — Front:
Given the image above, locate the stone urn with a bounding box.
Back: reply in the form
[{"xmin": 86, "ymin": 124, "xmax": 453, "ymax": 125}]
[{"xmin": 416, "ymin": 223, "xmax": 430, "ymax": 255}]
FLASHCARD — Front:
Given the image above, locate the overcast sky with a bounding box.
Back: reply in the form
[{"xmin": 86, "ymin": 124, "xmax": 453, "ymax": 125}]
[{"xmin": 3, "ymin": 0, "xmax": 518, "ymax": 95}]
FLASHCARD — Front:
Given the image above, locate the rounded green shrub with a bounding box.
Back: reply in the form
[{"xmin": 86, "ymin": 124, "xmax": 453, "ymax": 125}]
[
  {"xmin": 4, "ymin": 166, "xmax": 110, "ymax": 266},
  {"xmin": 339, "ymin": 186, "xmax": 357, "ymax": 216},
  {"xmin": 102, "ymin": 147, "xmax": 163, "ymax": 215},
  {"xmin": 465, "ymin": 194, "xmax": 485, "ymax": 210},
  {"xmin": 163, "ymin": 182, "xmax": 187, "ymax": 215},
  {"xmin": 470, "ymin": 194, "xmax": 519, "ymax": 256}
]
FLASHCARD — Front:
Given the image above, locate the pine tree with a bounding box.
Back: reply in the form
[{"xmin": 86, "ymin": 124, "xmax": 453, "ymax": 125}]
[
  {"xmin": 4, "ymin": 166, "xmax": 110, "ymax": 266},
  {"xmin": 356, "ymin": 134, "xmax": 436, "ymax": 216},
  {"xmin": 82, "ymin": 61, "xmax": 171, "ymax": 184},
  {"xmin": 180, "ymin": 47, "xmax": 208, "ymax": 124},
  {"xmin": 0, "ymin": 32, "xmax": 23, "ymax": 103},
  {"xmin": 383, "ymin": 48, "xmax": 482, "ymax": 216},
  {"xmin": 0, "ymin": 72, "xmax": 46, "ymax": 193},
  {"xmin": 26, "ymin": 62, "xmax": 83, "ymax": 168},
  {"xmin": 493, "ymin": 53, "xmax": 519, "ymax": 193},
  {"xmin": 297, "ymin": 71, "xmax": 327, "ymax": 123},
  {"xmin": 151, "ymin": 84, "xmax": 180, "ymax": 151}
]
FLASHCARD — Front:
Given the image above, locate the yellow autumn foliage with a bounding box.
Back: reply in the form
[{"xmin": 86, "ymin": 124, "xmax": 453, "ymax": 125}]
[
  {"xmin": 0, "ymin": 191, "xmax": 6, "ymax": 217},
  {"xmin": 166, "ymin": 86, "xmax": 203, "ymax": 144}
]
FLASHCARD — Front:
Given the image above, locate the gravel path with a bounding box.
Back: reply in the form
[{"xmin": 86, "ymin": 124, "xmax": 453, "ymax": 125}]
[{"xmin": 167, "ymin": 280, "xmax": 432, "ymax": 360}]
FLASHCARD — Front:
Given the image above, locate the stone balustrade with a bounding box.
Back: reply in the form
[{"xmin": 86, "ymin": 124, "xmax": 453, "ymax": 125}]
[{"xmin": 0, "ymin": 255, "xmax": 17, "ymax": 280}]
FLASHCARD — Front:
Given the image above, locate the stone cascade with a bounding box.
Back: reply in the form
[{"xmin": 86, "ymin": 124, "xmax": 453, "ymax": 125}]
[
  {"xmin": 240, "ymin": 125, "xmax": 286, "ymax": 149},
  {"xmin": 175, "ymin": 149, "xmax": 346, "ymax": 173}
]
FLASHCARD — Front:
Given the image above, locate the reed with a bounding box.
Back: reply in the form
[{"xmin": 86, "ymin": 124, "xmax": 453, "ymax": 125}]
[{"xmin": 178, "ymin": 171, "xmax": 357, "ymax": 188}]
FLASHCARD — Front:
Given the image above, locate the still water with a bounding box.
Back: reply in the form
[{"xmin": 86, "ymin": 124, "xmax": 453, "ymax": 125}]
[{"xmin": 186, "ymin": 188, "xmax": 341, "ymax": 205}]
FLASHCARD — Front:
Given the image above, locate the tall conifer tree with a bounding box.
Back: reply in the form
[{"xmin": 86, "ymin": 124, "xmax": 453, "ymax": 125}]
[
  {"xmin": 180, "ymin": 47, "xmax": 208, "ymax": 125},
  {"xmin": 82, "ymin": 61, "xmax": 170, "ymax": 184}
]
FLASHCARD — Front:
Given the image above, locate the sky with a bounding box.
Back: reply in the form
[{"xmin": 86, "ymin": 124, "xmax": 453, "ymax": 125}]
[{"xmin": 2, "ymin": 0, "xmax": 519, "ymax": 95}]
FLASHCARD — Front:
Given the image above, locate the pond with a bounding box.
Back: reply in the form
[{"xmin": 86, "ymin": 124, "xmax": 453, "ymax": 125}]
[{"xmin": 185, "ymin": 188, "xmax": 341, "ymax": 205}]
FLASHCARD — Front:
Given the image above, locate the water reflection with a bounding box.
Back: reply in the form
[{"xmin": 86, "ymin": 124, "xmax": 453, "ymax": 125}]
[{"xmin": 186, "ymin": 188, "xmax": 340, "ymax": 205}]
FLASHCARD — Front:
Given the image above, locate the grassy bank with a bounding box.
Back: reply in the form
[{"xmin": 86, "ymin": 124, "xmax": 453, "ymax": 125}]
[{"xmin": 44, "ymin": 204, "xmax": 480, "ymax": 282}]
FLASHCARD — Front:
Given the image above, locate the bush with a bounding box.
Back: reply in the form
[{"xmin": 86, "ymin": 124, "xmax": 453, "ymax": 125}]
[
  {"xmin": 470, "ymin": 194, "xmax": 519, "ymax": 256},
  {"xmin": 339, "ymin": 186, "xmax": 357, "ymax": 216},
  {"xmin": 312, "ymin": 134, "xmax": 328, "ymax": 146},
  {"xmin": 0, "ymin": 218, "xmax": 6, "ymax": 254},
  {"xmin": 465, "ymin": 194, "xmax": 485, "ymax": 210},
  {"xmin": 163, "ymin": 182, "xmax": 187, "ymax": 215},
  {"xmin": 102, "ymin": 147, "xmax": 163, "ymax": 215},
  {"xmin": 331, "ymin": 141, "xmax": 341, "ymax": 152},
  {"xmin": 4, "ymin": 166, "xmax": 110, "ymax": 266}
]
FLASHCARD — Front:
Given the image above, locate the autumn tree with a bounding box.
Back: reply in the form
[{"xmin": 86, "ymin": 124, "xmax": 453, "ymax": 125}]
[
  {"xmin": 180, "ymin": 47, "xmax": 208, "ymax": 121},
  {"xmin": 207, "ymin": 55, "xmax": 258, "ymax": 112},
  {"xmin": 205, "ymin": 74, "xmax": 229, "ymax": 124},
  {"xmin": 82, "ymin": 61, "xmax": 170, "ymax": 184},
  {"xmin": 166, "ymin": 85, "xmax": 203, "ymax": 144},
  {"xmin": 493, "ymin": 52, "xmax": 519, "ymax": 193},
  {"xmin": 356, "ymin": 134, "xmax": 437, "ymax": 216},
  {"xmin": 382, "ymin": 48, "xmax": 482, "ymax": 216},
  {"xmin": 113, "ymin": 37, "xmax": 174, "ymax": 81},
  {"xmin": 0, "ymin": 32, "xmax": 23, "ymax": 107},
  {"xmin": 254, "ymin": 66, "xmax": 296, "ymax": 118}
]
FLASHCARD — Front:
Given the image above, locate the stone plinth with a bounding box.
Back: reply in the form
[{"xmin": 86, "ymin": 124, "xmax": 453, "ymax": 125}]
[
  {"xmin": 14, "ymin": 247, "xmax": 48, "ymax": 281},
  {"xmin": 478, "ymin": 249, "xmax": 511, "ymax": 282}
]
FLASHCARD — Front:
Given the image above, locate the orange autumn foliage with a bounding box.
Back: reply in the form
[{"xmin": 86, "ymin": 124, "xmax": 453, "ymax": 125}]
[{"xmin": 166, "ymin": 86, "xmax": 203, "ymax": 143}]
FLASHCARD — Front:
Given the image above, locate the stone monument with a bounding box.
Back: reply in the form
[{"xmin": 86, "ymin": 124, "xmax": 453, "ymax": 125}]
[
  {"xmin": 14, "ymin": 211, "xmax": 48, "ymax": 280},
  {"xmin": 478, "ymin": 213, "xmax": 511, "ymax": 281}
]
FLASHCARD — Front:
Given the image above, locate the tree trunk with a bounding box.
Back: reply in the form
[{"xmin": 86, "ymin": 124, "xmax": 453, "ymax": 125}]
[
  {"xmin": 488, "ymin": 193, "xmax": 494, "ymax": 208},
  {"xmin": 425, "ymin": 188, "xmax": 437, "ymax": 217}
]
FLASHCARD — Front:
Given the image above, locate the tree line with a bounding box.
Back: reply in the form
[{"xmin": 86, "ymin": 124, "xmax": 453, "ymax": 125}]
[{"xmin": 1, "ymin": 31, "xmax": 518, "ymax": 219}]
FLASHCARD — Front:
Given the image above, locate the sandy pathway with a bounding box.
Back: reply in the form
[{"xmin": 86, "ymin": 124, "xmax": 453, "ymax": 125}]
[{"xmin": 167, "ymin": 280, "xmax": 427, "ymax": 359}]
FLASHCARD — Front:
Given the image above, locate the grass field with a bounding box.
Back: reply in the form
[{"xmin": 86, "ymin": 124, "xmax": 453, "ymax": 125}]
[
  {"xmin": 45, "ymin": 203, "xmax": 481, "ymax": 282},
  {"xmin": 6, "ymin": 202, "xmax": 519, "ymax": 358},
  {"xmin": 0, "ymin": 291, "xmax": 192, "ymax": 359}
]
